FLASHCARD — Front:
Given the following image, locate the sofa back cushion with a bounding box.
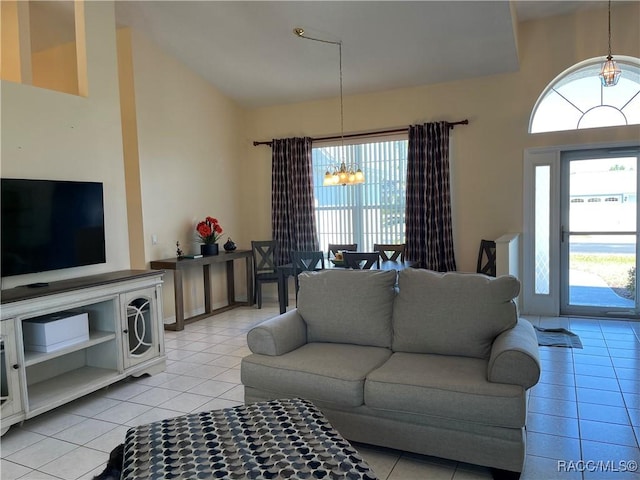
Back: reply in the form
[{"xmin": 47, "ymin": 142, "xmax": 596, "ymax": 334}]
[
  {"xmin": 298, "ymin": 269, "xmax": 397, "ymax": 348},
  {"xmin": 392, "ymin": 269, "xmax": 519, "ymax": 358}
]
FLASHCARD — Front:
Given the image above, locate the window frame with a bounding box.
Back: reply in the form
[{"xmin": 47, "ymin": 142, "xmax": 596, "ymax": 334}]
[
  {"xmin": 311, "ymin": 134, "xmax": 408, "ymax": 253},
  {"xmin": 529, "ymin": 56, "xmax": 640, "ymax": 134}
]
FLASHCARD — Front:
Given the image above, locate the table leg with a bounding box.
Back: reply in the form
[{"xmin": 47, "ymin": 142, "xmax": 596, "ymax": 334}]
[
  {"xmin": 203, "ymin": 264, "xmax": 212, "ymax": 314},
  {"xmin": 245, "ymin": 256, "xmax": 254, "ymax": 306},
  {"xmin": 173, "ymin": 270, "xmax": 185, "ymax": 331},
  {"xmin": 226, "ymin": 260, "xmax": 235, "ymax": 305},
  {"xmin": 278, "ymin": 269, "xmax": 287, "ymax": 314}
]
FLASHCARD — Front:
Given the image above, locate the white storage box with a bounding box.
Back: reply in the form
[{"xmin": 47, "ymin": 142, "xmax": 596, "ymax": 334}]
[{"xmin": 23, "ymin": 312, "xmax": 90, "ymax": 353}]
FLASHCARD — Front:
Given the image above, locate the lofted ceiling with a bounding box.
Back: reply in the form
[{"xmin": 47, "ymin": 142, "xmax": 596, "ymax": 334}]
[{"xmin": 30, "ymin": 1, "xmax": 609, "ymax": 108}]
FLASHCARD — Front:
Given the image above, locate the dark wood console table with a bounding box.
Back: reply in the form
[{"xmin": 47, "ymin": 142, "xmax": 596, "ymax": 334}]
[{"xmin": 150, "ymin": 250, "xmax": 253, "ymax": 331}]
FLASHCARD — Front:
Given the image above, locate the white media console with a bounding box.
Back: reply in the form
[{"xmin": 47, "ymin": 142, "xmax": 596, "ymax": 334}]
[{"xmin": 0, "ymin": 270, "xmax": 166, "ymax": 435}]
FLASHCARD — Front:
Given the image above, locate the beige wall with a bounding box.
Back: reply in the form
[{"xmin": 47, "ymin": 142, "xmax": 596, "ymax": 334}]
[
  {"xmin": 1, "ymin": 1, "xmax": 24, "ymax": 83},
  {"xmin": 243, "ymin": 3, "xmax": 640, "ymax": 272},
  {"xmin": 1, "ymin": 1, "xmax": 638, "ymax": 319},
  {"xmin": 31, "ymin": 41, "xmax": 79, "ymax": 95},
  {"xmin": 126, "ymin": 29, "xmax": 246, "ymax": 320},
  {"xmin": 1, "ymin": 1, "xmax": 129, "ymax": 289},
  {"xmin": 117, "ymin": 27, "xmax": 145, "ymax": 270}
]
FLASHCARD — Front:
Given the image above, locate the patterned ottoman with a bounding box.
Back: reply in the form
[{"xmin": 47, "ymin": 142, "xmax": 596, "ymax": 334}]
[{"xmin": 120, "ymin": 398, "xmax": 378, "ymax": 479}]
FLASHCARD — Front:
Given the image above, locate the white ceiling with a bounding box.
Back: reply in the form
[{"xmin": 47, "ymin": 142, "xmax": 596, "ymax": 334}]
[{"xmin": 31, "ymin": 1, "xmax": 610, "ymax": 108}]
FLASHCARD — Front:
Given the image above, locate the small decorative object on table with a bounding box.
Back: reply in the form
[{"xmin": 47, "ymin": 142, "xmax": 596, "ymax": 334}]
[
  {"xmin": 176, "ymin": 241, "xmax": 183, "ymax": 258},
  {"xmin": 223, "ymin": 237, "xmax": 237, "ymax": 251},
  {"xmin": 196, "ymin": 216, "xmax": 223, "ymax": 256},
  {"xmin": 331, "ymin": 250, "xmax": 345, "ymax": 266}
]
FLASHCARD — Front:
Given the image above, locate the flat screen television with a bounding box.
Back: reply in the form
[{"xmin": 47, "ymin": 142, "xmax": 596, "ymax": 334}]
[{"xmin": 1, "ymin": 178, "xmax": 106, "ymax": 277}]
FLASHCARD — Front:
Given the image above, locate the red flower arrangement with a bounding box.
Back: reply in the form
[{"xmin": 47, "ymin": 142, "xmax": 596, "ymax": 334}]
[{"xmin": 196, "ymin": 216, "xmax": 223, "ymax": 244}]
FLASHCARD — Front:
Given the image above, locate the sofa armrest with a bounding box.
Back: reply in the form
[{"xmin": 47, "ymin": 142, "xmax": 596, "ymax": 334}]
[
  {"xmin": 246, "ymin": 309, "xmax": 308, "ymax": 356},
  {"xmin": 488, "ymin": 318, "xmax": 541, "ymax": 389}
]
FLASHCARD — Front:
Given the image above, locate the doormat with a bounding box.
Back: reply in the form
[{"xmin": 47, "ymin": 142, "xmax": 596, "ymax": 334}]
[{"xmin": 534, "ymin": 326, "xmax": 583, "ymax": 348}]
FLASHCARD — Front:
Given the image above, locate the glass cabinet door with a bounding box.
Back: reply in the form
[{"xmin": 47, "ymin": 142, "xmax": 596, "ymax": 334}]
[
  {"xmin": 122, "ymin": 288, "xmax": 159, "ymax": 368},
  {"xmin": 1, "ymin": 320, "xmax": 23, "ymax": 433}
]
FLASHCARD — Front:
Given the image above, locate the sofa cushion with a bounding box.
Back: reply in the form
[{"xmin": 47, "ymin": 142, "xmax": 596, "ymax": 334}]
[
  {"xmin": 298, "ymin": 269, "xmax": 397, "ymax": 347},
  {"xmin": 392, "ymin": 269, "xmax": 519, "ymax": 358},
  {"xmin": 365, "ymin": 352, "xmax": 526, "ymax": 428},
  {"xmin": 241, "ymin": 343, "xmax": 392, "ymax": 407}
]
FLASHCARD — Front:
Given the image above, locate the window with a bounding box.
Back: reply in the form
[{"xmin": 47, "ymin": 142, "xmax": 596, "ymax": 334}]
[
  {"xmin": 530, "ymin": 56, "xmax": 640, "ymax": 134},
  {"xmin": 312, "ymin": 137, "xmax": 407, "ymax": 252}
]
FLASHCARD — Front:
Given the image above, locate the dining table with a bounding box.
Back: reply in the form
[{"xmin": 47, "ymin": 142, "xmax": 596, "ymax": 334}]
[{"xmin": 276, "ymin": 258, "xmax": 415, "ymax": 314}]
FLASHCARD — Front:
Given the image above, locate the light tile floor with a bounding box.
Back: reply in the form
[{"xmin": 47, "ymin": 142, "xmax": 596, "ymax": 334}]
[{"xmin": 1, "ymin": 302, "xmax": 638, "ymax": 479}]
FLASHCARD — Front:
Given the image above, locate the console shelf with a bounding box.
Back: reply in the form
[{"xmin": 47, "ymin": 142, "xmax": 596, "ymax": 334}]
[
  {"xmin": 0, "ymin": 270, "xmax": 166, "ymax": 435},
  {"xmin": 27, "ymin": 366, "xmax": 118, "ymax": 414},
  {"xmin": 24, "ymin": 331, "xmax": 117, "ymax": 367}
]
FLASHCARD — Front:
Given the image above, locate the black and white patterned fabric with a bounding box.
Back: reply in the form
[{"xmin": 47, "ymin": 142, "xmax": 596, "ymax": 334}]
[
  {"xmin": 405, "ymin": 122, "xmax": 457, "ymax": 272},
  {"xmin": 121, "ymin": 398, "xmax": 377, "ymax": 480},
  {"xmin": 271, "ymin": 137, "xmax": 320, "ymax": 266}
]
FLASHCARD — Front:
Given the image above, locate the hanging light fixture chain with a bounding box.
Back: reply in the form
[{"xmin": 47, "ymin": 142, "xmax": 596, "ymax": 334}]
[
  {"xmin": 339, "ymin": 41, "xmax": 344, "ymax": 152},
  {"xmin": 294, "ymin": 27, "xmax": 364, "ymax": 185},
  {"xmin": 607, "ymin": 0, "xmax": 612, "ymax": 58},
  {"xmin": 599, "ymin": 0, "xmax": 621, "ymax": 86}
]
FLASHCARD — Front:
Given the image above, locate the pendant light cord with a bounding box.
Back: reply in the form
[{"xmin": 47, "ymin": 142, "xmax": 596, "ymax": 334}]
[
  {"xmin": 339, "ymin": 41, "xmax": 344, "ymax": 154},
  {"xmin": 607, "ymin": 0, "xmax": 612, "ymax": 58},
  {"xmin": 293, "ymin": 28, "xmax": 345, "ymax": 154}
]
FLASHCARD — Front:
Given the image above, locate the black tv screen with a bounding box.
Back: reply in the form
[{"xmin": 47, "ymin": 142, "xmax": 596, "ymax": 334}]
[{"xmin": 1, "ymin": 178, "xmax": 106, "ymax": 277}]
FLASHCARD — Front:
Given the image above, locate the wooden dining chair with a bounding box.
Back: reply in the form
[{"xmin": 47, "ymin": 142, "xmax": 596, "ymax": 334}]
[
  {"xmin": 292, "ymin": 251, "xmax": 325, "ymax": 300},
  {"xmin": 327, "ymin": 243, "xmax": 357, "ymax": 260},
  {"xmin": 476, "ymin": 239, "xmax": 497, "ymax": 277},
  {"xmin": 373, "ymin": 243, "xmax": 405, "ymax": 262},
  {"xmin": 343, "ymin": 252, "xmax": 380, "ymax": 270},
  {"xmin": 251, "ymin": 240, "xmax": 279, "ymax": 308}
]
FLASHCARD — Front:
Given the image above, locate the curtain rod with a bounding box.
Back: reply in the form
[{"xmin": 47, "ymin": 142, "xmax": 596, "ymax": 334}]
[{"xmin": 252, "ymin": 119, "xmax": 469, "ymax": 147}]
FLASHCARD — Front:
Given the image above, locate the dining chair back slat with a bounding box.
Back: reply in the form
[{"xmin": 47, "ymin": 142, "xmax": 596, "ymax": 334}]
[
  {"xmin": 477, "ymin": 239, "xmax": 497, "ymax": 277},
  {"xmin": 293, "ymin": 251, "xmax": 325, "ymax": 273},
  {"xmin": 253, "ymin": 241, "xmax": 277, "ymax": 273},
  {"xmin": 373, "ymin": 243, "xmax": 405, "ymax": 262},
  {"xmin": 343, "ymin": 252, "xmax": 380, "ymax": 270},
  {"xmin": 292, "ymin": 251, "xmax": 325, "ymax": 301},
  {"xmin": 251, "ymin": 240, "xmax": 279, "ymax": 308},
  {"xmin": 327, "ymin": 243, "xmax": 357, "ymax": 260}
]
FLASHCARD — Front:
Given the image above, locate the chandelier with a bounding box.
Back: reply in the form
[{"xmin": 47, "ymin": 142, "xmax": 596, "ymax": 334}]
[
  {"xmin": 599, "ymin": 0, "xmax": 621, "ymax": 87},
  {"xmin": 294, "ymin": 27, "xmax": 365, "ymax": 186},
  {"xmin": 323, "ymin": 161, "xmax": 364, "ymax": 186}
]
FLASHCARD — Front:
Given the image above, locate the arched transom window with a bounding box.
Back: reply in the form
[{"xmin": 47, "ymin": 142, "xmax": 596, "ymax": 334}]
[{"xmin": 530, "ymin": 56, "xmax": 640, "ymax": 133}]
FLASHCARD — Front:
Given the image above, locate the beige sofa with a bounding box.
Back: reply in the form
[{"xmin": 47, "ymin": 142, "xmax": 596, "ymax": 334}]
[{"xmin": 241, "ymin": 268, "xmax": 541, "ymax": 477}]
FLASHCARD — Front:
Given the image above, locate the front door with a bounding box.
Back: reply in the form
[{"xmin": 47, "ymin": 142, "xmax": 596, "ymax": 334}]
[{"xmin": 560, "ymin": 147, "xmax": 639, "ymax": 318}]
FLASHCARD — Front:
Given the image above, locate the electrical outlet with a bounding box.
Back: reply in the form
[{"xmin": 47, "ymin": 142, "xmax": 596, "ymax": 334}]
[{"xmin": 151, "ymin": 234, "xmax": 158, "ymax": 245}]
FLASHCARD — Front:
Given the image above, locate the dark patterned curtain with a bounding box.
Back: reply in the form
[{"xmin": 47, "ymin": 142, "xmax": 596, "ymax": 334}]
[
  {"xmin": 271, "ymin": 137, "xmax": 319, "ymax": 265},
  {"xmin": 405, "ymin": 122, "xmax": 457, "ymax": 271}
]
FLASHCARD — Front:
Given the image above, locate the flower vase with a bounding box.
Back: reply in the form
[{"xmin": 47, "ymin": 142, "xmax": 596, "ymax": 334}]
[{"xmin": 200, "ymin": 243, "xmax": 219, "ymax": 256}]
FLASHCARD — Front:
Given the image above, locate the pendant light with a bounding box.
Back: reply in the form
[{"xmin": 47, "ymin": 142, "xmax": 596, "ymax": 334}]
[
  {"xmin": 599, "ymin": 0, "xmax": 622, "ymax": 87},
  {"xmin": 294, "ymin": 28, "xmax": 364, "ymax": 186}
]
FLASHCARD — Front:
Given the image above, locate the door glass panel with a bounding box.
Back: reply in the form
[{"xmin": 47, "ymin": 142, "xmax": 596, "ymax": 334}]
[
  {"xmin": 569, "ymin": 234, "xmax": 636, "ymax": 307},
  {"xmin": 535, "ymin": 165, "xmax": 551, "ymax": 294},
  {"xmin": 565, "ymin": 155, "xmax": 638, "ymax": 313},
  {"xmin": 126, "ymin": 297, "xmax": 152, "ymax": 356}
]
